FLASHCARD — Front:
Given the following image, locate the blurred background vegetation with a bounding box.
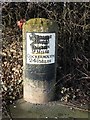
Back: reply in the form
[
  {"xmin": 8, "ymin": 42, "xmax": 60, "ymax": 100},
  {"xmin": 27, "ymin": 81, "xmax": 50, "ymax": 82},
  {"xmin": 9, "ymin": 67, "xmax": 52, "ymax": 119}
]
[{"xmin": 1, "ymin": 2, "xmax": 90, "ymax": 114}]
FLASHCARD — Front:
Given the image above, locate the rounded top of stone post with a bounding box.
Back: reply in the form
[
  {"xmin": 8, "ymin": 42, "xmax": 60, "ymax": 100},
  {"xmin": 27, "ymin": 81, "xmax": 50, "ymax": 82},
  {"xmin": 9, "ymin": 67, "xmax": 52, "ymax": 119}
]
[{"xmin": 23, "ymin": 18, "xmax": 58, "ymax": 32}]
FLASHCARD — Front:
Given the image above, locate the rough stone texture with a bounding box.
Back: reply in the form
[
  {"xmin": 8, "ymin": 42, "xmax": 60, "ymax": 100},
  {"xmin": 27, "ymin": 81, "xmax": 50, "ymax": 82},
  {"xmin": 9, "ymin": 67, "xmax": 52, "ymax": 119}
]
[
  {"xmin": 24, "ymin": 79, "xmax": 55, "ymax": 103},
  {"xmin": 23, "ymin": 18, "xmax": 58, "ymax": 103}
]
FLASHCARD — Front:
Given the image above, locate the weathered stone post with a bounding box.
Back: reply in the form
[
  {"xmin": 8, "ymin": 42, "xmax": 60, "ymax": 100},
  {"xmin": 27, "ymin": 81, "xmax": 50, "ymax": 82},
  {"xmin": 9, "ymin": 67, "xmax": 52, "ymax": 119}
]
[{"xmin": 23, "ymin": 18, "xmax": 58, "ymax": 103}]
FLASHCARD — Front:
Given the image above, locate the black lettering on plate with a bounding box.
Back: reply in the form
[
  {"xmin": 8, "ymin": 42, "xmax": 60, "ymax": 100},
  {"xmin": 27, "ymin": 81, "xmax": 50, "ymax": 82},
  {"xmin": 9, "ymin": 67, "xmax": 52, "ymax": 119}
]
[{"xmin": 29, "ymin": 33, "xmax": 52, "ymax": 54}]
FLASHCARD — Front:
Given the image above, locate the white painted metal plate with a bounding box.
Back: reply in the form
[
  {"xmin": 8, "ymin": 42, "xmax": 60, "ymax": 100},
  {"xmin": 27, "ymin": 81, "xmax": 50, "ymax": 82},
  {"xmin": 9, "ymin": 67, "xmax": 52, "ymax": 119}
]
[{"xmin": 26, "ymin": 33, "xmax": 55, "ymax": 64}]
